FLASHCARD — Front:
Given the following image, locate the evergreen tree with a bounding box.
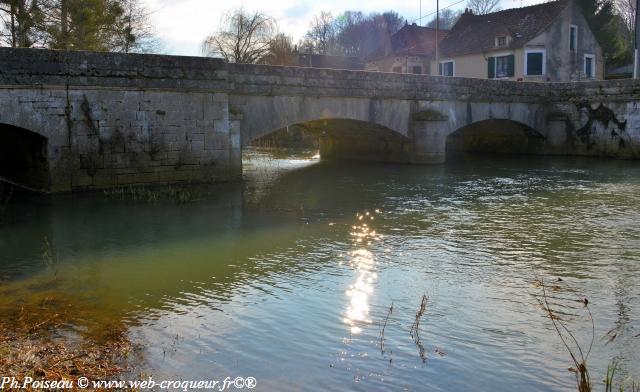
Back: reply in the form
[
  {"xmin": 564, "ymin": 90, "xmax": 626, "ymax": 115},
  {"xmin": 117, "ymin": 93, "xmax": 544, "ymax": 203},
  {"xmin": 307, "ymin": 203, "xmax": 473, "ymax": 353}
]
[
  {"xmin": 576, "ymin": 0, "xmax": 630, "ymax": 66},
  {"xmin": 1, "ymin": 0, "xmax": 159, "ymax": 52},
  {"xmin": 46, "ymin": 0, "xmax": 124, "ymax": 51},
  {"xmin": 0, "ymin": 0, "xmax": 45, "ymax": 47}
]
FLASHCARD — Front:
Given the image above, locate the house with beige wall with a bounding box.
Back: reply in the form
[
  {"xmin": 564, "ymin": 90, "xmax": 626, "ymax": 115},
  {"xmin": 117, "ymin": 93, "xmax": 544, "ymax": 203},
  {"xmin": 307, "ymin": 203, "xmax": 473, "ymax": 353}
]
[
  {"xmin": 366, "ymin": 24, "xmax": 446, "ymax": 75},
  {"xmin": 431, "ymin": 0, "xmax": 603, "ymax": 81}
]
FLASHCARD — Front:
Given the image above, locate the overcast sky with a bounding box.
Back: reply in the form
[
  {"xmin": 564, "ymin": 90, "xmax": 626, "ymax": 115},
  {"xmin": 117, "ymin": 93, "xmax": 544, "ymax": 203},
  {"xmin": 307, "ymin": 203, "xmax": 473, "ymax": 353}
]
[{"xmin": 143, "ymin": 0, "xmax": 540, "ymax": 56}]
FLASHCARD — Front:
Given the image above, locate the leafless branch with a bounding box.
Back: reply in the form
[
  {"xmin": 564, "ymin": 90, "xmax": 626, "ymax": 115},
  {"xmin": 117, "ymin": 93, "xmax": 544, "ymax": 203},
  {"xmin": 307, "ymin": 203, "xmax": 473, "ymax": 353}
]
[
  {"xmin": 202, "ymin": 7, "xmax": 276, "ymax": 64},
  {"xmin": 467, "ymin": 0, "xmax": 500, "ymax": 15}
]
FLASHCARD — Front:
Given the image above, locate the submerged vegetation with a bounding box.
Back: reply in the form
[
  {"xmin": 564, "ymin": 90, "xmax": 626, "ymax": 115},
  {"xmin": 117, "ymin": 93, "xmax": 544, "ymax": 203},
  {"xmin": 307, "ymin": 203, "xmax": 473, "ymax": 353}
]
[
  {"xmin": 103, "ymin": 184, "xmax": 212, "ymax": 204},
  {"xmin": 0, "ymin": 286, "xmax": 141, "ymax": 389},
  {"xmin": 376, "ymin": 294, "xmax": 434, "ymax": 363},
  {"xmin": 0, "ymin": 237, "xmax": 141, "ymax": 389},
  {"xmin": 0, "ymin": 319, "xmax": 138, "ymax": 390},
  {"xmin": 536, "ymin": 278, "xmax": 594, "ymax": 392},
  {"xmin": 410, "ymin": 294, "xmax": 429, "ymax": 363},
  {"xmin": 535, "ymin": 278, "xmax": 639, "ymax": 392},
  {"xmin": 378, "ymin": 301, "xmax": 393, "ymax": 354}
]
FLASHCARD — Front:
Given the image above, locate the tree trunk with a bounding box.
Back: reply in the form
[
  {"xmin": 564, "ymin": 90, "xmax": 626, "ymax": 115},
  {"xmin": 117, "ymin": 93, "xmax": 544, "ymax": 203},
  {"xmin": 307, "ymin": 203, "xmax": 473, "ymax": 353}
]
[
  {"xmin": 60, "ymin": 0, "xmax": 68, "ymax": 49},
  {"xmin": 10, "ymin": 1, "xmax": 17, "ymax": 47},
  {"xmin": 17, "ymin": 0, "xmax": 27, "ymax": 47}
]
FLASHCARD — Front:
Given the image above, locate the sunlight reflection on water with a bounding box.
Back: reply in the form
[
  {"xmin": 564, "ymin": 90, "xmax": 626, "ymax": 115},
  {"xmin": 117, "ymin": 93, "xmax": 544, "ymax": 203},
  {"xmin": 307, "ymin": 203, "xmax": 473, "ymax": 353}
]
[
  {"xmin": 2, "ymin": 152, "xmax": 640, "ymax": 391},
  {"xmin": 344, "ymin": 211, "xmax": 383, "ymax": 335}
]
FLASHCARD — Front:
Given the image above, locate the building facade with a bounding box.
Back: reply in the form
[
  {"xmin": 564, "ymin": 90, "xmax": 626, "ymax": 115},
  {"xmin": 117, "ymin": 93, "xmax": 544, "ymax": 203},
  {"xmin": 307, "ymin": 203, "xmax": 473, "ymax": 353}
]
[
  {"xmin": 365, "ymin": 24, "xmax": 446, "ymax": 75},
  {"xmin": 431, "ymin": 0, "xmax": 603, "ymax": 81}
]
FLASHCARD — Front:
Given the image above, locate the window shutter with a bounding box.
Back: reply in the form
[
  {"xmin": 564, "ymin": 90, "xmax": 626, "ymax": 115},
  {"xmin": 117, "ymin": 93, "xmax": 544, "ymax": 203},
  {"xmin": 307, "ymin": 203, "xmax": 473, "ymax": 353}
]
[
  {"xmin": 526, "ymin": 53, "xmax": 543, "ymax": 75},
  {"xmin": 570, "ymin": 26, "xmax": 577, "ymax": 51},
  {"xmin": 507, "ymin": 55, "xmax": 515, "ymax": 77},
  {"xmin": 438, "ymin": 63, "xmax": 443, "ymax": 76},
  {"xmin": 488, "ymin": 57, "xmax": 495, "ymax": 78},
  {"xmin": 585, "ymin": 57, "xmax": 593, "ymax": 78}
]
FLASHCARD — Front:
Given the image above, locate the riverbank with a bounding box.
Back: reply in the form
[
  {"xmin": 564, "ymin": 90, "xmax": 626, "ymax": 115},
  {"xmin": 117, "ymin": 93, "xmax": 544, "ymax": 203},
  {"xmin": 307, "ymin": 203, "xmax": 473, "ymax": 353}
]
[{"xmin": 0, "ymin": 276, "xmax": 141, "ymax": 389}]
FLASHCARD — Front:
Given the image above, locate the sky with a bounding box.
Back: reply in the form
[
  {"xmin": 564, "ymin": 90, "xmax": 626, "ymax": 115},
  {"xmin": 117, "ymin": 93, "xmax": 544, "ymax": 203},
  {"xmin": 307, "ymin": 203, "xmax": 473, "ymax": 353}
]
[{"xmin": 142, "ymin": 0, "xmax": 541, "ymax": 56}]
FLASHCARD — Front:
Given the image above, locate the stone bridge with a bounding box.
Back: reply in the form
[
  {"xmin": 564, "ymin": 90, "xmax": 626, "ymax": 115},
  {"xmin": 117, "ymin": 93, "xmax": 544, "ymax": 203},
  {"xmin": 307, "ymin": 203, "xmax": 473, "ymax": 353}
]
[{"xmin": 1, "ymin": 48, "xmax": 639, "ymax": 192}]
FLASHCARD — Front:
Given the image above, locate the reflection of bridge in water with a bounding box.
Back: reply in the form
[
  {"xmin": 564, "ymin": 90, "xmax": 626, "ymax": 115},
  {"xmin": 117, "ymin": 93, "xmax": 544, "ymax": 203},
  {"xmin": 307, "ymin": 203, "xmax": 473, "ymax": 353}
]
[{"xmin": 1, "ymin": 47, "xmax": 639, "ymax": 192}]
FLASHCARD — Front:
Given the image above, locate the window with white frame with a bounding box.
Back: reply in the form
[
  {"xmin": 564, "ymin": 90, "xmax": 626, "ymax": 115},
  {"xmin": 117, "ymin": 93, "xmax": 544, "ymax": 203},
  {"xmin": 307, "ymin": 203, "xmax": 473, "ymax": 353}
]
[
  {"xmin": 439, "ymin": 60, "xmax": 454, "ymax": 76},
  {"xmin": 495, "ymin": 55, "xmax": 511, "ymax": 77},
  {"xmin": 570, "ymin": 25, "xmax": 578, "ymax": 52},
  {"xmin": 584, "ymin": 54, "xmax": 596, "ymax": 78},
  {"xmin": 488, "ymin": 54, "xmax": 515, "ymax": 78},
  {"xmin": 495, "ymin": 36, "xmax": 507, "ymax": 47},
  {"xmin": 524, "ymin": 49, "xmax": 546, "ymax": 76}
]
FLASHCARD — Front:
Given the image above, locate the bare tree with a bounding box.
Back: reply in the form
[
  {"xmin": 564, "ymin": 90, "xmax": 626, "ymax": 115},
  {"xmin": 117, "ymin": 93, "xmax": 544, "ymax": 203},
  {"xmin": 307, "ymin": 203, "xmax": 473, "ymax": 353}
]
[
  {"xmin": 297, "ymin": 36, "xmax": 314, "ymax": 54},
  {"xmin": 467, "ymin": 0, "xmax": 500, "ymax": 15},
  {"xmin": 333, "ymin": 10, "xmax": 404, "ymax": 57},
  {"xmin": 263, "ymin": 33, "xmax": 297, "ymax": 66},
  {"xmin": 332, "ymin": 10, "xmax": 365, "ymax": 55},
  {"xmin": 202, "ymin": 7, "xmax": 276, "ymax": 63},
  {"xmin": 426, "ymin": 9, "xmax": 462, "ymax": 29},
  {"xmin": 304, "ymin": 10, "xmax": 338, "ymax": 55},
  {"xmin": 111, "ymin": 0, "xmax": 161, "ymax": 53}
]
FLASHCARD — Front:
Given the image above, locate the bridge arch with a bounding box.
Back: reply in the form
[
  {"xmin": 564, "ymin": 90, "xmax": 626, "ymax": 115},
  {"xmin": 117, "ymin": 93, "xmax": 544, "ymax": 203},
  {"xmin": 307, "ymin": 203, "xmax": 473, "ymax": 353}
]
[
  {"xmin": 446, "ymin": 119, "xmax": 546, "ymax": 157},
  {"xmin": 0, "ymin": 123, "xmax": 50, "ymax": 191},
  {"xmin": 250, "ymin": 118, "xmax": 413, "ymax": 163},
  {"xmin": 235, "ymin": 95, "xmax": 413, "ymax": 144}
]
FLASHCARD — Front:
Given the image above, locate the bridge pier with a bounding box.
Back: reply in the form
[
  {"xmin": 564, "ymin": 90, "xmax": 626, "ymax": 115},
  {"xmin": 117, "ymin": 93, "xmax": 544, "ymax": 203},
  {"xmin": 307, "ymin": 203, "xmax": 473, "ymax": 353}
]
[
  {"xmin": 544, "ymin": 114, "xmax": 573, "ymax": 155},
  {"xmin": 409, "ymin": 114, "xmax": 449, "ymax": 165}
]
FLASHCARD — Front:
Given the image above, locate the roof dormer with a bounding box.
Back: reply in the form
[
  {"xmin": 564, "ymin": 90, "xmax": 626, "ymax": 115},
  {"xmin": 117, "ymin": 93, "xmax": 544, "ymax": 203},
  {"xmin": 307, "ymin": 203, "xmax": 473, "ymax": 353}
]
[{"xmin": 495, "ymin": 35, "xmax": 509, "ymax": 48}]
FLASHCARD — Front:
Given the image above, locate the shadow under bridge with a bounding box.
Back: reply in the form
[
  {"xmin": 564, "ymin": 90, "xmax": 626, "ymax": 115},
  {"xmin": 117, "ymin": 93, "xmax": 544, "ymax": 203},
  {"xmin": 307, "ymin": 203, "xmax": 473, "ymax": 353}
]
[{"xmin": 252, "ymin": 118, "xmax": 413, "ymax": 164}]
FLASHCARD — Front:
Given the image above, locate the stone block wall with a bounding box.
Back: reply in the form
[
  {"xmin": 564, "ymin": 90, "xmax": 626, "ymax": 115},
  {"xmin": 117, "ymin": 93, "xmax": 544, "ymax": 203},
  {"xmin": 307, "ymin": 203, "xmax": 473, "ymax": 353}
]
[
  {"xmin": 0, "ymin": 48, "xmax": 239, "ymax": 192},
  {"xmin": 1, "ymin": 48, "xmax": 640, "ymax": 193},
  {"xmin": 230, "ymin": 63, "xmax": 640, "ymax": 160},
  {"xmin": 229, "ymin": 63, "xmax": 551, "ymax": 102},
  {"xmin": 51, "ymin": 89, "xmax": 233, "ymax": 191}
]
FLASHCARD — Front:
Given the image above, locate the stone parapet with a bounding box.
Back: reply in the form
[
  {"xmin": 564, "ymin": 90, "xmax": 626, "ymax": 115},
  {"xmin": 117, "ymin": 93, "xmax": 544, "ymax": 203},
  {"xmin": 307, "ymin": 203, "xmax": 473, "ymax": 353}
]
[{"xmin": 0, "ymin": 48, "xmax": 229, "ymax": 91}]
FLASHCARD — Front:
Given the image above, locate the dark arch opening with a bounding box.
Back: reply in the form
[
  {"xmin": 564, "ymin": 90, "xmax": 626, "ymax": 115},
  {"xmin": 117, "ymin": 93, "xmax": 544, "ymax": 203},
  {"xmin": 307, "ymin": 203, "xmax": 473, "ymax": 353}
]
[
  {"xmin": 251, "ymin": 124, "xmax": 320, "ymax": 150},
  {"xmin": 446, "ymin": 119, "xmax": 546, "ymax": 157},
  {"xmin": 0, "ymin": 123, "xmax": 49, "ymax": 191},
  {"xmin": 251, "ymin": 118, "xmax": 412, "ymax": 163}
]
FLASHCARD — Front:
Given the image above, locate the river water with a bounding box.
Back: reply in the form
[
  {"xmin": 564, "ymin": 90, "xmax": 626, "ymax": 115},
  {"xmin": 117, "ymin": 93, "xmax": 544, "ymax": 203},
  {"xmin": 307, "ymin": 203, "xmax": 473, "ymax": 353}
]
[{"xmin": 0, "ymin": 149, "xmax": 639, "ymax": 391}]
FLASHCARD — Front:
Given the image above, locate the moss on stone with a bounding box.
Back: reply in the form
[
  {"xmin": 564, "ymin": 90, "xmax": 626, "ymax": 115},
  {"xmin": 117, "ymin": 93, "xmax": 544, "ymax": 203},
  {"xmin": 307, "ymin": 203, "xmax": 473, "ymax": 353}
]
[{"xmin": 412, "ymin": 110, "xmax": 448, "ymax": 121}]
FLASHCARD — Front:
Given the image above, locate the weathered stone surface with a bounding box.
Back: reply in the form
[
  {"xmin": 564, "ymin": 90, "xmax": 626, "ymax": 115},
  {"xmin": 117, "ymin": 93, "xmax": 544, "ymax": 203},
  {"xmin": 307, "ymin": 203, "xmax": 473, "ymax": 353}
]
[
  {"xmin": 229, "ymin": 63, "xmax": 640, "ymax": 163},
  {"xmin": 1, "ymin": 47, "xmax": 639, "ymax": 192}
]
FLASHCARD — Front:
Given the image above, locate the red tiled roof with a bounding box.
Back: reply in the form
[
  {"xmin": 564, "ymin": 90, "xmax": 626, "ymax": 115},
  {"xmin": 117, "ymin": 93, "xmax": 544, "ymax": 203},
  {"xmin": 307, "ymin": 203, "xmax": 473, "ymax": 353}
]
[
  {"xmin": 367, "ymin": 24, "xmax": 447, "ymax": 60},
  {"xmin": 440, "ymin": 0, "xmax": 570, "ymax": 58}
]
